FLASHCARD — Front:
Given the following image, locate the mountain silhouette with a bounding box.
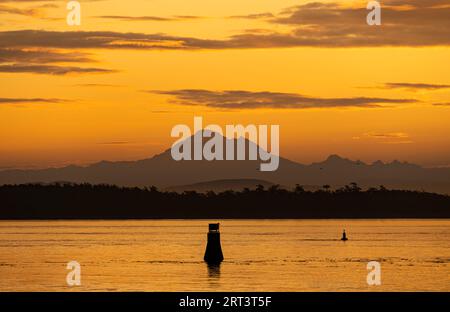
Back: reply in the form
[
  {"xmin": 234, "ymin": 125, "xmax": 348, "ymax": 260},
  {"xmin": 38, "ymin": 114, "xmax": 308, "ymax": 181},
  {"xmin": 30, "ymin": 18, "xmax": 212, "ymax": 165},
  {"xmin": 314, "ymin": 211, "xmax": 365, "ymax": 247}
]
[{"xmin": 0, "ymin": 132, "xmax": 449, "ymax": 194}]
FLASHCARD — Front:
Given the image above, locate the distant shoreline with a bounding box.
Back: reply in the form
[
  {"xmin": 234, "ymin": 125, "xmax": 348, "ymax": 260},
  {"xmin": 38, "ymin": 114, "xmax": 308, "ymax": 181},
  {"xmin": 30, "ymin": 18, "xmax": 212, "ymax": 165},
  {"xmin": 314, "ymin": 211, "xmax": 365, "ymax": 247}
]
[
  {"xmin": 1, "ymin": 218, "xmax": 450, "ymax": 220},
  {"xmin": 1, "ymin": 183, "xmax": 449, "ymax": 219}
]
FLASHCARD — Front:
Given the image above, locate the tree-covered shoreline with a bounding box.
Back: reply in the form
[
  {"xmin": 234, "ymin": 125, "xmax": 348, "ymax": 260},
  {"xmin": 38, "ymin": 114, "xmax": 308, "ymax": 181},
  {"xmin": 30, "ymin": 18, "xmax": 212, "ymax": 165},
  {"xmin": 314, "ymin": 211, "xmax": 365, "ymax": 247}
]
[{"xmin": 0, "ymin": 183, "xmax": 449, "ymax": 219}]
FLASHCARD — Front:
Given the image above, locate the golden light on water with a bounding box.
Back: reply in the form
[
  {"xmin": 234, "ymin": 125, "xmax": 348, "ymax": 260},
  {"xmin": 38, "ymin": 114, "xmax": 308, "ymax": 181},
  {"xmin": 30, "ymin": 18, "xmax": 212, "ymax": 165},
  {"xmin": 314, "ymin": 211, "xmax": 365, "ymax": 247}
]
[{"xmin": 0, "ymin": 220, "xmax": 449, "ymax": 291}]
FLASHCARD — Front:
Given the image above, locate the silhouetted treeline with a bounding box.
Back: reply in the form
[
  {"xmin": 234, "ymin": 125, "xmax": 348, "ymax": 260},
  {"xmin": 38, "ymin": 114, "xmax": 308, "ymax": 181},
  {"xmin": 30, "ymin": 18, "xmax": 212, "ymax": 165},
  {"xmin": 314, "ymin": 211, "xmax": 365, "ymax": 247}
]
[{"xmin": 0, "ymin": 183, "xmax": 449, "ymax": 219}]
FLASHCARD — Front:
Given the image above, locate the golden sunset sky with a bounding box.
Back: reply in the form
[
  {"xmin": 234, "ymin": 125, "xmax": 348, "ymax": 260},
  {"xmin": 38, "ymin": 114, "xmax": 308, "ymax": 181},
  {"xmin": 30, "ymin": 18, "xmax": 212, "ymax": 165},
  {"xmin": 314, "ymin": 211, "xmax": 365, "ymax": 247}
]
[{"xmin": 0, "ymin": 0, "xmax": 449, "ymax": 169}]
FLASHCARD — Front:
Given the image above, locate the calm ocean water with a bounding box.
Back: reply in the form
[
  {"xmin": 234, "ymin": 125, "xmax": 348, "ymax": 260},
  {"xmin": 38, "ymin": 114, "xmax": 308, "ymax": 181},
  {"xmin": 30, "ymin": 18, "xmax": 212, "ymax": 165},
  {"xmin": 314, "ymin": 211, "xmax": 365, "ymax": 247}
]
[{"xmin": 0, "ymin": 220, "xmax": 449, "ymax": 291}]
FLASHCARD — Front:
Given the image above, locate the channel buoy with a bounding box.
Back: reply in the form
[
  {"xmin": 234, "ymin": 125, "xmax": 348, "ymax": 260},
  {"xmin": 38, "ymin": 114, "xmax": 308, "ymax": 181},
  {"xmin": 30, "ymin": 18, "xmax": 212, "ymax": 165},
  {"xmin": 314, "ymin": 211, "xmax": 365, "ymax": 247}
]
[
  {"xmin": 204, "ymin": 223, "xmax": 224, "ymax": 264},
  {"xmin": 341, "ymin": 229, "xmax": 348, "ymax": 241}
]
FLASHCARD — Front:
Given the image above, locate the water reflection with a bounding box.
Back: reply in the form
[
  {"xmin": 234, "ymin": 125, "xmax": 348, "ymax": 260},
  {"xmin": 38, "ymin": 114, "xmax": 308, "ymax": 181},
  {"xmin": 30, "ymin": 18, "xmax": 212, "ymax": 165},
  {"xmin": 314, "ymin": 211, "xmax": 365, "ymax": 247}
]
[
  {"xmin": 206, "ymin": 263, "xmax": 221, "ymax": 288},
  {"xmin": 207, "ymin": 263, "xmax": 221, "ymax": 279},
  {"xmin": 1, "ymin": 220, "xmax": 449, "ymax": 291}
]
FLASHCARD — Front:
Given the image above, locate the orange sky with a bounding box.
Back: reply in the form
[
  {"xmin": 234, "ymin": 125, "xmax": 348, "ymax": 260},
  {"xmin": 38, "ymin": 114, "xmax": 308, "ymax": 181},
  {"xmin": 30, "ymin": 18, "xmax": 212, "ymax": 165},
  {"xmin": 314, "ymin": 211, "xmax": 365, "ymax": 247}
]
[{"xmin": 0, "ymin": 0, "xmax": 449, "ymax": 169}]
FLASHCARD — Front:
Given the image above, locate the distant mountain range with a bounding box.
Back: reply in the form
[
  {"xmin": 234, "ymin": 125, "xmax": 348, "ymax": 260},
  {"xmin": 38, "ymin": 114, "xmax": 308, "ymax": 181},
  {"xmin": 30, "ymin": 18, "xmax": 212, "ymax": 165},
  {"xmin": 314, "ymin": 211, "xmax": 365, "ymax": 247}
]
[{"xmin": 1, "ymin": 133, "xmax": 449, "ymax": 194}]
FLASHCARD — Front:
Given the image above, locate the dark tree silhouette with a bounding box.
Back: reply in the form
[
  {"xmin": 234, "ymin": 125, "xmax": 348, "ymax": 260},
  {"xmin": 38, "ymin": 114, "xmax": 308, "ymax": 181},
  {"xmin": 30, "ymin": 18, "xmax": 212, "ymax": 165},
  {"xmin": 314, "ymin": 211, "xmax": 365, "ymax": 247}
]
[
  {"xmin": 0, "ymin": 183, "xmax": 448, "ymax": 219},
  {"xmin": 294, "ymin": 184, "xmax": 305, "ymax": 194}
]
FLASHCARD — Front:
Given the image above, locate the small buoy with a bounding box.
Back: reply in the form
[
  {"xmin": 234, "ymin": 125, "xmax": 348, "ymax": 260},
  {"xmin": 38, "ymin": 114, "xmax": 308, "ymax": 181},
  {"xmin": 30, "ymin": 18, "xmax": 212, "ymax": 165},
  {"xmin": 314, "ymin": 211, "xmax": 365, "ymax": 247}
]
[
  {"xmin": 204, "ymin": 223, "xmax": 224, "ymax": 264},
  {"xmin": 341, "ymin": 229, "xmax": 348, "ymax": 241}
]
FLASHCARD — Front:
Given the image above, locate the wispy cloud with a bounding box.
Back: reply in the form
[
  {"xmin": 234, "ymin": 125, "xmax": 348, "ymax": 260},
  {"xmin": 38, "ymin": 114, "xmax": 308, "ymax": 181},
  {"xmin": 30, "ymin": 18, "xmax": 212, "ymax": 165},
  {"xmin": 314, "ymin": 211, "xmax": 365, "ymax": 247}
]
[
  {"xmin": 0, "ymin": 64, "xmax": 114, "ymax": 75},
  {"xmin": 0, "ymin": 1, "xmax": 60, "ymax": 17},
  {"xmin": 0, "ymin": 48, "xmax": 114, "ymax": 75},
  {"xmin": 1, "ymin": 0, "xmax": 449, "ymax": 55},
  {"xmin": 263, "ymin": 1, "xmax": 450, "ymax": 47},
  {"xmin": 222, "ymin": 1, "xmax": 450, "ymax": 48},
  {"xmin": 0, "ymin": 48, "xmax": 93, "ymax": 63},
  {"xmin": 363, "ymin": 132, "xmax": 410, "ymax": 139},
  {"xmin": 96, "ymin": 15, "xmax": 203, "ymax": 22},
  {"xmin": 353, "ymin": 132, "xmax": 413, "ymax": 144},
  {"xmin": 1, "ymin": 0, "xmax": 449, "ymax": 51},
  {"xmin": 382, "ymin": 82, "xmax": 450, "ymax": 91},
  {"xmin": 0, "ymin": 30, "xmax": 202, "ymax": 50},
  {"xmin": 0, "ymin": 4, "xmax": 36, "ymax": 16},
  {"xmin": 229, "ymin": 13, "xmax": 274, "ymax": 19},
  {"xmin": 0, "ymin": 97, "xmax": 65, "ymax": 104},
  {"xmin": 151, "ymin": 89, "xmax": 418, "ymax": 110}
]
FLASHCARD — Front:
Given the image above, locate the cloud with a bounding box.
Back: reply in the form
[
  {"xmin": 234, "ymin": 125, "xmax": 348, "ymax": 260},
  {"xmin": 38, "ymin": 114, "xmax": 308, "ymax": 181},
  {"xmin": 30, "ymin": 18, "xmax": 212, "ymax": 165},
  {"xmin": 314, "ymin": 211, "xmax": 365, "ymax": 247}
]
[
  {"xmin": 382, "ymin": 83, "xmax": 450, "ymax": 91},
  {"xmin": 201, "ymin": 1, "xmax": 450, "ymax": 48},
  {"xmin": 383, "ymin": 0, "xmax": 450, "ymax": 8},
  {"xmin": 0, "ymin": 64, "xmax": 114, "ymax": 75},
  {"xmin": 151, "ymin": 89, "xmax": 418, "ymax": 110},
  {"xmin": 0, "ymin": 48, "xmax": 114, "ymax": 75},
  {"xmin": 96, "ymin": 15, "xmax": 203, "ymax": 22},
  {"xmin": 264, "ymin": 1, "xmax": 450, "ymax": 47},
  {"xmin": 0, "ymin": 1, "xmax": 447, "ymax": 54},
  {"xmin": 363, "ymin": 132, "xmax": 410, "ymax": 139},
  {"xmin": 174, "ymin": 15, "xmax": 203, "ymax": 20},
  {"xmin": 353, "ymin": 132, "xmax": 413, "ymax": 144},
  {"xmin": 433, "ymin": 102, "xmax": 450, "ymax": 106},
  {"xmin": 380, "ymin": 141, "xmax": 414, "ymax": 144},
  {"xmin": 0, "ymin": 30, "xmax": 206, "ymax": 50},
  {"xmin": 0, "ymin": 48, "xmax": 93, "ymax": 63},
  {"xmin": 0, "ymin": 4, "xmax": 36, "ymax": 16},
  {"xmin": 0, "ymin": 2, "xmax": 60, "ymax": 17},
  {"xmin": 229, "ymin": 13, "xmax": 275, "ymax": 19},
  {"xmin": 0, "ymin": 97, "xmax": 65, "ymax": 104},
  {"xmin": 2, "ymin": 0, "xmax": 449, "ymax": 54}
]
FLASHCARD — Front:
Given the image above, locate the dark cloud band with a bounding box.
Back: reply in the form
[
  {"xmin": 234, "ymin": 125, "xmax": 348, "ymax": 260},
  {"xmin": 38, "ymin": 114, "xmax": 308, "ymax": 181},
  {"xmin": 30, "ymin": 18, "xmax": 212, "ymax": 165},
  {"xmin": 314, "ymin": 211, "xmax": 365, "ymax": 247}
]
[
  {"xmin": 0, "ymin": 64, "xmax": 114, "ymax": 75},
  {"xmin": 0, "ymin": 48, "xmax": 113, "ymax": 75},
  {"xmin": 1, "ymin": 0, "xmax": 450, "ymax": 53},
  {"xmin": 382, "ymin": 83, "xmax": 450, "ymax": 90},
  {"xmin": 0, "ymin": 97, "xmax": 65, "ymax": 104},
  {"xmin": 151, "ymin": 89, "xmax": 418, "ymax": 110}
]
